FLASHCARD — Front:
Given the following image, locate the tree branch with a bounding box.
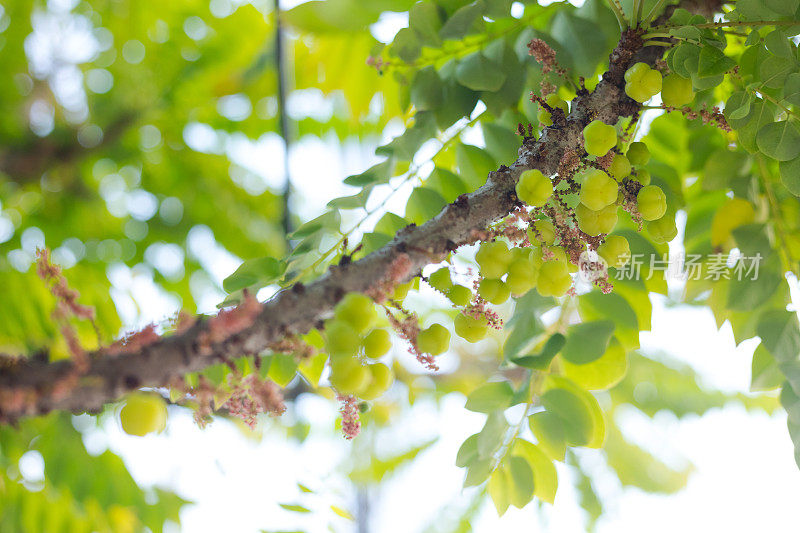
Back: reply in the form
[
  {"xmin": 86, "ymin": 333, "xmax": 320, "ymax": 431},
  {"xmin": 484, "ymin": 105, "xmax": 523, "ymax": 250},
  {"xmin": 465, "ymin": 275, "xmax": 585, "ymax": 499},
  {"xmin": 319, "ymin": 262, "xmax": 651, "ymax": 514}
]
[{"xmin": 0, "ymin": 26, "xmax": 672, "ymax": 423}]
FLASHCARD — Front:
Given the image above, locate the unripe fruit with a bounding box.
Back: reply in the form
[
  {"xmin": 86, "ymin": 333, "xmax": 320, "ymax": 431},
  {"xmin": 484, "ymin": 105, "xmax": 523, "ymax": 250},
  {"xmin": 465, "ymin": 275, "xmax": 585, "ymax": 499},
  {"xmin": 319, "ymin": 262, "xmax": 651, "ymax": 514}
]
[
  {"xmin": 330, "ymin": 356, "xmax": 370, "ymax": 395},
  {"xmin": 597, "ymin": 235, "xmax": 631, "ymax": 268},
  {"xmin": 392, "ymin": 279, "xmax": 415, "ymax": 301},
  {"xmin": 580, "ymin": 168, "xmax": 618, "ymax": 210},
  {"xmin": 537, "ymin": 260, "xmax": 572, "ymax": 297},
  {"xmin": 661, "ymin": 73, "xmax": 694, "ymax": 107},
  {"xmin": 711, "ymin": 198, "xmax": 755, "ymax": 246},
  {"xmin": 506, "ymin": 257, "xmax": 538, "ymax": 296},
  {"xmin": 362, "ymin": 328, "xmax": 392, "ymax": 359},
  {"xmin": 476, "ymin": 241, "xmax": 512, "ymax": 279},
  {"xmin": 478, "ymin": 278, "xmax": 511, "ymax": 304},
  {"xmin": 120, "ymin": 393, "xmax": 167, "ymax": 437},
  {"xmin": 583, "ymin": 120, "xmax": 617, "ymax": 157},
  {"xmin": 428, "ymin": 267, "xmax": 452, "ymax": 292},
  {"xmin": 626, "ymin": 142, "xmax": 650, "ymax": 166},
  {"xmin": 325, "ymin": 320, "xmax": 361, "ymax": 356},
  {"xmin": 637, "ymin": 185, "xmax": 667, "ymax": 221},
  {"xmin": 647, "ymin": 214, "xmax": 678, "ymax": 244},
  {"xmin": 516, "ymin": 169, "xmax": 553, "ymax": 207},
  {"xmin": 576, "ymin": 203, "xmax": 619, "ymax": 235},
  {"xmin": 609, "ymin": 153, "xmax": 631, "ymax": 181},
  {"xmin": 454, "ymin": 313, "xmax": 489, "ymax": 343},
  {"xmin": 537, "ymin": 93, "xmax": 569, "ymax": 126},
  {"xmin": 633, "ymin": 169, "xmax": 651, "ymax": 185},
  {"xmin": 447, "ymin": 284, "xmax": 473, "ymax": 306},
  {"xmin": 334, "ymin": 293, "xmax": 377, "ymax": 333},
  {"xmin": 528, "ymin": 219, "xmax": 556, "ymax": 245},
  {"xmin": 624, "ymin": 62, "xmax": 662, "ymax": 103},
  {"xmin": 359, "ymin": 363, "xmax": 394, "ymax": 400},
  {"xmin": 417, "ymin": 323, "xmax": 451, "ymax": 355}
]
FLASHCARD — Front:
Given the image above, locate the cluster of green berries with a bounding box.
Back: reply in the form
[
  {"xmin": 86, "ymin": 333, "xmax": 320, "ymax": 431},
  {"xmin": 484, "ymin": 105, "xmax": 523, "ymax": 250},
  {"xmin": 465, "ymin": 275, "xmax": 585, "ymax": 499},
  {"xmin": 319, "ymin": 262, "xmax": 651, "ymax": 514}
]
[
  {"xmin": 624, "ymin": 62, "xmax": 694, "ymax": 107},
  {"xmin": 325, "ymin": 293, "xmax": 394, "ymax": 399}
]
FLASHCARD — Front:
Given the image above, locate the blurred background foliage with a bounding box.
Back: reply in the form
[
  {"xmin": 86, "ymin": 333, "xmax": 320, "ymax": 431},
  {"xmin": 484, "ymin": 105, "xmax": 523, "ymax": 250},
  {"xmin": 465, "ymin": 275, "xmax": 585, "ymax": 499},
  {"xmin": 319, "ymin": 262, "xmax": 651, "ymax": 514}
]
[{"xmin": 0, "ymin": 0, "xmax": 798, "ymax": 531}]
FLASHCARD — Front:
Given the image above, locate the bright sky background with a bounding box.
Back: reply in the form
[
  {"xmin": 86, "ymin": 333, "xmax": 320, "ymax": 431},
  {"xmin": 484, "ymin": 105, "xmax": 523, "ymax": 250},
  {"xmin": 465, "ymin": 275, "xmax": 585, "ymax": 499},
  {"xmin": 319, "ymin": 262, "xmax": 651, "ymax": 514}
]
[{"xmin": 53, "ymin": 1, "xmax": 800, "ymax": 532}]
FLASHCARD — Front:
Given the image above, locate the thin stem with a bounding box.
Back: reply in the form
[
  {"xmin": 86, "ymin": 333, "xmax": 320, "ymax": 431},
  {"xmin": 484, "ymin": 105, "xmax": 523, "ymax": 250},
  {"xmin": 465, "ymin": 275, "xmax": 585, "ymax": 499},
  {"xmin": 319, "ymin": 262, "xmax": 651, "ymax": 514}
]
[
  {"xmin": 634, "ymin": 0, "xmax": 645, "ymax": 28},
  {"xmin": 289, "ymin": 111, "xmax": 488, "ymax": 284},
  {"xmin": 275, "ymin": 0, "xmax": 293, "ymax": 240},
  {"xmin": 606, "ymin": 0, "xmax": 630, "ymax": 30}
]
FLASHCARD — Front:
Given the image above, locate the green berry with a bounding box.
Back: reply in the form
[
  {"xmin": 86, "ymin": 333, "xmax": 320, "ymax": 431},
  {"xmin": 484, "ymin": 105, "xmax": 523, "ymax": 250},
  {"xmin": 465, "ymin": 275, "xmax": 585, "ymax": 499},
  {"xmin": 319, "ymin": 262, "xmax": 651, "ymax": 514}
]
[
  {"xmin": 580, "ymin": 168, "xmax": 618, "ymax": 210},
  {"xmin": 454, "ymin": 313, "xmax": 489, "ymax": 343},
  {"xmin": 626, "ymin": 142, "xmax": 650, "ymax": 166},
  {"xmin": 330, "ymin": 356, "xmax": 370, "ymax": 395},
  {"xmin": 417, "ymin": 323, "xmax": 451, "ymax": 355},
  {"xmin": 647, "ymin": 214, "xmax": 678, "ymax": 244},
  {"xmin": 362, "ymin": 328, "xmax": 392, "ymax": 359},
  {"xmin": 637, "ymin": 185, "xmax": 667, "ymax": 221},
  {"xmin": 537, "ymin": 93, "xmax": 569, "ymax": 127},
  {"xmin": 597, "ymin": 235, "xmax": 631, "ymax": 269},
  {"xmin": 624, "ymin": 62, "xmax": 662, "ymax": 103},
  {"xmin": 516, "ymin": 169, "xmax": 553, "ymax": 207},
  {"xmin": 537, "ymin": 260, "xmax": 572, "ymax": 297},
  {"xmin": 476, "ymin": 241, "xmax": 512, "ymax": 279},
  {"xmin": 325, "ymin": 320, "xmax": 361, "ymax": 356},
  {"xmin": 334, "ymin": 293, "xmax": 377, "ymax": 333},
  {"xmin": 428, "ymin": 267, "xmax": 452, "ymax": 292},
  {"xmin": 583, "ymin": 120, "xmax": 617, "ymax": 157},
  {"xmin": 609, "ymin": 153, "xmax": 631, "ymax": 181},
  {"xmin": 506, "ymin": 256, "xmax": 538, "ymax": 296},
  {"xmin": 359, "ymin": 363, "xmax": 394, "ymax": 400},
  {"xmin": 478, "ymin": 278, "xmax": 511, "ymax": 305},
  {"xmin": 447, "ymin": 284, "xmax": 473, "ymax": 306},
  {"xmin": 576, "ymin": 203, "xmax": 619, "ymax": 236},
  {"xmin": 661, "ymin": 73, "xmax": 694, "ymax": 107},
  {"xmin": 633, "ymin": 168, "xmax": 651, "ymax": 185},
  {"xmin": 528, "ymin": 219, "xmax": 556, "ymax": 245},
  {"xmin": 120, "ymin": 393, "xmax": 167, "ymax": 437}
]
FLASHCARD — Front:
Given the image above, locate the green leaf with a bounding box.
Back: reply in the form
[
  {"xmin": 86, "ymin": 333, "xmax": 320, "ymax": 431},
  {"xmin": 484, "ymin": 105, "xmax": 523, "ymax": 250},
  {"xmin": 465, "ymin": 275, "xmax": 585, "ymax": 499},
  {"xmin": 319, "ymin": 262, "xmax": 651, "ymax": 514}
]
[
  {"xmin": 411, "ymin": 66, "xmax": 444, "ymax": 111},
  {"xmin": 464, "ymin": 458, "xmax": 492, "ymax": 487},
  {"xmin": 779, "ymin": 156, "xmax": 800, "ymax": 196},
  {"xmin": 560, "ymin": 320, "xmax": 616, "ymax": 365},
  {"xmin": 764, "ymin": 0, "xmax": 799, "ymax": 15},
  {"xmin": 456, "ymin": 143, "xmax": 497, "ymax": 190},
  {"xmin": 409, "ymin": 1, "xmax": 443, "ymax": 46},
  {"xmin": 751, "ymin": 344, "xmax": 785, "ymax": 391},
  {"xmin": 488, "ymin": 467, "xmax": 511, "ymax": 515},
  {"xmin": 483, "ymin": 122, "xmax": 521, "ymax": 165},
  {"xmin": 757, "ymin": 309, "xmax": 800, "ymax": 363},
  {"xmin": 550, "ymin": 11, "xmax": 609, "ymax": 76},
  {"xmin": 391, "ymin": 27, "xmax": 422, "ymax": 62},
  {"xmin": 327, "ymin": 184, "xmax": 374, "ymax": 209},
  {"xmin": 279, "ymin": 503, "xmax": 311, "ymax": 513},
  {"xmin": 455, "ymin": 52, "xmax": 506, "ymax": 92},
  {"xmin": 759, "ymin": 55, "xmax": 797, "ymax": 89},
  {"xmin": 543, "ymin": 376, "xmax": 606, "ymax": 448},
  {"xmin": 512, "ymin": 439, "xmax": 558, "ymax": 504},
  {"xmin": 343, "ymin": 159, "xmax": 394, "ymax": 187},
  {"xmin": 330, "ymin": 505, "xmax": 355, "ymax": 521},
  {"xmin": 783, "ymin": 73, "xmax": 800, "ymax": 106},
  {"xmin": 223, "ymin": 257, "xmax": 285, "ymax": 293},
  {"xmin": 290, "ymin": 211, "xmax": 341, "ymax": 239},
  {"xmin": 671, "ymin": 43, "xmax": 701, "ymax": 78},
  {"xmin": 505, "ymin": 456, "xmax": 535, "ymax": 509},
  {"xmin": 736, "ymin": 101, "xmax": 776, "ymax": 154},
  {"xmin": 511, "ymin": 333, "xmax": 566, "ymax": 370},
  {"xmin": 455, "ymin": 433, "xmax": 480, "ymax": 467},
  {"xmin": 756, "ymin": 120, "xmax": 800, "ymax": 161},
  {"xmin": 723, "ymin": 91, "xmax": 752, "ymax": 121},
  {"xmin": 465, "ymin": 382, "xmax": 514, "ymax": 413},
  {"xmin": 477, "ymin": 411, "xmax": 509, "ymax": 458},
  {"xmin": 425, "ymin": 167, "xmax": 469, "ymax": 203},
  {"xmin": 697, "ymin": 45, "xmax": 735, "ymax": 77},
  {"xmin": 373, "ymin": 212, "xmax": 410, "ymax": 236},
  {"xmin": 529, "ymin": 411, "xmax": 567, "ymax": 461},
  {"xmin": 765, "ymin": 29, "xmax": 794, "ymax": 58},
  {"xmin": 541, "ymin": 388, "xmax": 594, "ymax": 446},
  {"xmin": 267, "ymin": 353, "xmax": 298, "ymax": 387},
  {"xmin": 563, "ymin": 341, "xmax": 628, "ymax": 391},
  {"xmin": 439, "ymin": 1, "xmax": 485, "ymax": 40},
  {"xmin": 404, "ymin": 187, "xmax": 447, "ymax": 225}
]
